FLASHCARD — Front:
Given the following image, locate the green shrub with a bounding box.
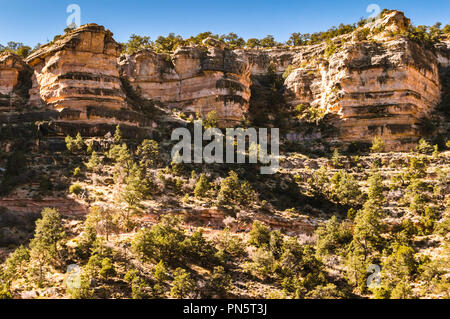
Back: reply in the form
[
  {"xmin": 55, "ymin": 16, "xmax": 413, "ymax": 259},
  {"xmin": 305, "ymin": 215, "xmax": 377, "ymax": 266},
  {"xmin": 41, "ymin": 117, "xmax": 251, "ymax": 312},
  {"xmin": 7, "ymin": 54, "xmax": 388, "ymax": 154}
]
[
  {"xmin": 382, "ymin": 244, "xmax": 417, "ymax": 289},
  {"xmin": 131, "ymin": 215, "xmax": 187, "ymax": 265},
  {"xmin": 204, "ymin": 111, "xmax": 219, "ymax": 128},
  {"xmin": 248, "ymin": 221, "xmax": 271, "ymax": 248},
  {"xmin": 170, "ymin": 268, "xmax": 195, "ymax": 299},
  {"xmin": 69, "ymin": 183, "xmax": 83, "ymax": 195},
  {"xmin": 416, "ymin": 138, "xmax": 434, "ymax": 154},
  {"xmin": 136, "ymin": 139, "xmax": 159, "ymax": 171},
  {"xmin": 66, "ymin": 271, "xmax": 94, "ymax": 299},
  {"xmin": 370, "ymin": 136, "xmax": 385, "ymax": 153},
  {"xmin": 390, "ymin": 282, "xmax": 413, "ymax": 299},
  {"xmin": 295, "ymin": 103, "xmax": 325, "ymax": 124},
  {"xmin": 245, "ymin": 247, "xmax": 276, "ymax": 279},
  {"xmin": 217, "ymin": 171, "xmax": 256, "ymax": 206},
  {"xmin": 99, "ymin": 258, "xmax": 116, "ymax": 279},
  {"xmin": 65, "ymin": 133, "xmax": 84, "ymax": 153},
  {"xmin": 208, "ymin": 266, "xmax": 232, "ymax": 298},
  {"xmin": 85, "ymin": 152, "xmax": 101, "ymax": 172},
  {"xmin": 282, "ymin": 65, "xmax": 295, "ymax": 79},
  {"xmin": 113, "ymin": 125, "xmax": 123, "ymax": 143},
  {"xmin": 194, "ymin": 174, "xmax": 210, "ymax": 198},
  {"xmin": 73, "ymin": 167, "xmax": 81, "ymax": 177},
  {"xmin": 330, "ymin": 171, "xmax": 362, "ymax": 206},
  {"xmin": 28, "ymin": 208, "xmax": 66, "ymax": 284},
  {"xmin": 324, "ymin": 42, "xmax": 338, "ymax": 58},
  {"xmin": 331, "ymin": 148, "xmax": 343, "ymax": 168},
  {"xmin": 3, "ymin": 245, "xmax": 30, "ymax": 281},
  {"xmin": 315, "ymin": 216, "xmax": 352, "ymax": 256},
  {"xmin": 185, "ymin": 229, "xmax": 218, "ymax": 266},
  {"xmin": 154, "ymin": 260, "xmax": 169, "ymax": 283},
  {"xmin": 0, "ymin": 285, "xmax": 12, "ymax": 299},
  {"xmin": 215, "ymin": 227, "xmax": 246, "ymax": 261}
]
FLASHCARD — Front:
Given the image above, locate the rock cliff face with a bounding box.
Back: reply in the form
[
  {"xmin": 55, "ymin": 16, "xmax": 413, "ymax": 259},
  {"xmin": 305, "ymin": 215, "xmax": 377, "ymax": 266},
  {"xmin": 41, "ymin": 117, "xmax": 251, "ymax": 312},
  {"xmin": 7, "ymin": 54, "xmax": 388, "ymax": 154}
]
[
  {"xmin": 120, "ymin": 42, "xmax": 251, "ymax": 124},
  {"xmin": 0, "ymin": 11, "xmax": 446, "ymax": 149},
  {"xmin": 283, "ymin": 11, "xmax": 442, "ymax": 150},
  {"xmin": 26, "ymin": 24, "xmax": 126, "ymax": 118},
  {"xmin": 0, "ymin": 53, "xmax": 31, "ymax": 112}
]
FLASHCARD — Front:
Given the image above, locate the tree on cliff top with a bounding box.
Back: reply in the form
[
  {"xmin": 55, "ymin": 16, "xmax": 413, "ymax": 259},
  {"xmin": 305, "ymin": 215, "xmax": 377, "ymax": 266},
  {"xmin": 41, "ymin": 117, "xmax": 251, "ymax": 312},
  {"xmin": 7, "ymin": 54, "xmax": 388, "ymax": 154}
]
[
  {"xmin": 0, "ymin": 42, "xmax": 31, "ymax": 58},
  {"xmin": 124, "ymin": 34, "xmax": 153, "ymax": 54},
  {"xmin": 443, "ymin": 25, "xmax": 450, "ymax": 34}
]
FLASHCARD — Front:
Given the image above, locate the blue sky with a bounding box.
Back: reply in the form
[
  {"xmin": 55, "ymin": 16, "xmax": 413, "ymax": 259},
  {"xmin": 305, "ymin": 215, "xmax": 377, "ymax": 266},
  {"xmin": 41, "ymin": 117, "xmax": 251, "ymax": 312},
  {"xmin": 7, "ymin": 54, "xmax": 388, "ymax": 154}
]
[{"xmin": 0, "ymin": 0, "xmax": 449, "ymax": 47}]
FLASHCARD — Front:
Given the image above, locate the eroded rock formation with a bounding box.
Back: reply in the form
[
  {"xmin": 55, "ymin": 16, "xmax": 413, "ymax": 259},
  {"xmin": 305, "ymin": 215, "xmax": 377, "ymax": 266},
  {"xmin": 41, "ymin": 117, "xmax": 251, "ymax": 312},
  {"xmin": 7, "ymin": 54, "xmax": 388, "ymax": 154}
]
[
  {"xmin": 120, "ymin": 42, "xmax": 252, "ymax": 124},
  {"xmin": 26, "ymin": 24, "xmax": 126, "ymax": 117},
  {"xmin": 284, "ymin": 11, "xmax": 443, "ymax": 150},
  {"xmin": 0, "ymin": 11, "xmax": 447, "ymax": 149},
  {"xmin": 0, "ymin": 52, "xmax": 31, "ymax": 112}
]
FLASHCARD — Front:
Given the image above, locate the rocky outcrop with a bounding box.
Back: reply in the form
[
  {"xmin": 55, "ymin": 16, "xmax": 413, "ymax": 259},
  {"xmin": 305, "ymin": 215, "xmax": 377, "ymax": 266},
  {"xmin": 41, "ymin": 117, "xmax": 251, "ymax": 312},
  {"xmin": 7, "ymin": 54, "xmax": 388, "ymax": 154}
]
[
  {"xmin": 284, "ymin": 11, "xmax": 442, "ymax": 151},
  {"xmin": 0, "ymin": 11, "xmax": 446, "ymax": 149},
  {"xmin": 26, "ymin": 24, "xmax": 126, "ymax": 117},
  {"xmin": 120, "ymin": 43, "xmax": 251, "ymax": 124},
  {"xmin": 0, "ymin": 52, "xmax": 32, "ymax": 112}
]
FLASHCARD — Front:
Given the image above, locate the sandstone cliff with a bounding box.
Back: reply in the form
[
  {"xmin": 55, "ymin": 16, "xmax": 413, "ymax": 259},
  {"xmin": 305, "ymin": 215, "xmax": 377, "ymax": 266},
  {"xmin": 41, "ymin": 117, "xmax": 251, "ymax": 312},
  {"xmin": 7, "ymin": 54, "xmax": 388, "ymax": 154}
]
[
  {"xmin": 0, "ymin": 11, "xmax": 446, "ymax": 150},
  {"xmin": 26, "ymin": 24, "xmax": 125, "ymax": 114},
  {"xmin": 120, "ymin": 41, "xmax": 251, "ymax": 124},
  {"xmin": 0, "ymin": 52, "xmax": 31, "ymax": 112},
  {"xmin": 23, "ymin": 24, "xmax": 155, "ymax": 138},
  {"xmin": 280, "ymin": 11, "xmax": 444, "ymax": 151}
]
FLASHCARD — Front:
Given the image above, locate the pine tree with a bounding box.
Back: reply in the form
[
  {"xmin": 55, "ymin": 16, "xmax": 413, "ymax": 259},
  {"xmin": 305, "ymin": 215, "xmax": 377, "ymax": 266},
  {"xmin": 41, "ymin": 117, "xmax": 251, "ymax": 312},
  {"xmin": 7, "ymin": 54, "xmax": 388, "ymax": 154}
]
[
  {"xmin": 154, "ymin": 260, "xmax": 168, "ymax": 283},
  {"xmin": 85, "ymin": 151, "xmax": 101, "ymax": 172},
  {"xmin": 370, "ymin": 136, "xmax": 385, "ymax": 153},
  {"xmin": 367, "ymin": 172, "xmax": 385, "ymax": 205},
  {"xmin": 331, "ymin": 148, "xmax": 343, "ymax": 168},
  {"xmin": 136, "ymin": 139, "xmax": 159, "ymax": 171},
  {"xmin": 29, "ymin": 208, "xmax": 66, "ymax": 284},
  {"xmin": 113, "ymin": 125, "xmax": 123, "ymax": 144},
  {"xmin": 170, "ymin": 268, "xmax": 195, "ymax": 299},
  {"xmin": 194, "ymin": 174, "xmax": 209, "ymax": 198}
]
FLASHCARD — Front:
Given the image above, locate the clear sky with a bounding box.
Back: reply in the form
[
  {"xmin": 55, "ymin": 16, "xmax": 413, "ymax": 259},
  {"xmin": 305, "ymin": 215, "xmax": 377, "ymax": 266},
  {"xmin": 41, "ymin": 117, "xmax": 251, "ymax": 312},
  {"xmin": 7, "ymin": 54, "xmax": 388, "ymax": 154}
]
[{"xmin": 0, "ymin": 0, "xmax": 449, "ymax": 47}]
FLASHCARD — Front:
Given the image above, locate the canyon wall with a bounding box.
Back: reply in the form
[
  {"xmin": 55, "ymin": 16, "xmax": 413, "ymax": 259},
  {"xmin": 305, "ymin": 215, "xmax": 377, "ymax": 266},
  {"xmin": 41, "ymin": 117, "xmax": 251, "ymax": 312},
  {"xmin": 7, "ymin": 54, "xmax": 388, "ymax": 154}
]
[
  {"xmin": 283, "ymin": 11, "xmax": 443, "ymax": 150},
  {"xmin": 120, "ymin": 40, "xmax": 251, "ymax": 124},
  {"xmin": 23, "ymin": 24, "xmax": 155, "ymax": 138},
  {"xmin": 0, "ymin": 11, "xmax": 447, "ymax": 149},
  {"xmin": 26, "ymin": 24, "xmax": 125, "ymax": 114},
  {"xmin": 0, "ymin": 52, "xmax": 31, "ymax": 112}
]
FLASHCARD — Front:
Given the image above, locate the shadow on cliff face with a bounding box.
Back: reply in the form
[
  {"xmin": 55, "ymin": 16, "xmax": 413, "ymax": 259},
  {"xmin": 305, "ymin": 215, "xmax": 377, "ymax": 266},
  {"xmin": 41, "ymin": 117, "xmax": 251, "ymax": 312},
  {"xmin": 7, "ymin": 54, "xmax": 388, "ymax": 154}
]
[
  {"xmin": 418, "ymin": 64, "xmax": 450, "ymax": 149},
  {"xmin": 248, "ymin": 65, "xmax": 290, "ymax": 129},
  {"xmin": 0, "ymin": 149, "xmax": 32, "ymax": 196}
]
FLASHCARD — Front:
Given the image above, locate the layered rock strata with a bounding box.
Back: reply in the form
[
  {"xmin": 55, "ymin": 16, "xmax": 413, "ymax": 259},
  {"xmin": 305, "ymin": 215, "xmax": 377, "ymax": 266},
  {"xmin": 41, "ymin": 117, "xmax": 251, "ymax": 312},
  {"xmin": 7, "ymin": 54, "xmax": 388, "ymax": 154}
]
[
  {"xmin": 120, "ymin": 42, "xmax": 252, "ymax": 124},
  {"xmin": 0, "ymin": 52, "xmax": 32, "ymax": 111},
  {"xmin": 0, "ymin": 11, "xmax": 445, "ymax": 150},
  {"xmin": 284, "ymin": 11, "xmax": 442, "ymax": 150},
  {"xmin": 26, "ymin": 24, "xmax": 126, "ymax": 118}
]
